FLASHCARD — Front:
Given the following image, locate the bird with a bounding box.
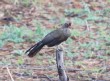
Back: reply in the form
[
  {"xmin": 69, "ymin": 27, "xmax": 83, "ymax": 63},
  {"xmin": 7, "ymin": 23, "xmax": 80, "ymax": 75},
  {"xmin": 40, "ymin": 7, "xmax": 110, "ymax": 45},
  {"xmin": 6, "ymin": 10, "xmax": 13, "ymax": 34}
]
[{"xmin": 25, "ymin": 22, "xmax": 71, "ymax": 57}]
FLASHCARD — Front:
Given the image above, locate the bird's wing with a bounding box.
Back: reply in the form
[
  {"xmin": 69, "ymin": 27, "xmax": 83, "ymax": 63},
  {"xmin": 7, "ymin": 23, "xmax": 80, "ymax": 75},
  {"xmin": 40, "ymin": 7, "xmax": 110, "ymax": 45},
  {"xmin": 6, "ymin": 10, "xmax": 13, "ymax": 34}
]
[{"xmin": 42, "ymin": 29, "xmax": 62, "ymax": 44}]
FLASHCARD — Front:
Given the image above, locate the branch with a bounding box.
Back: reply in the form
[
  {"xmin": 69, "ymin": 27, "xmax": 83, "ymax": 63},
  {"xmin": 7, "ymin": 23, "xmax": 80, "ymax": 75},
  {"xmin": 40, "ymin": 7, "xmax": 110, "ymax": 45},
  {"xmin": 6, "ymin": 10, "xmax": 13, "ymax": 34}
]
[
  {"xmin": 56, "ymin": 46, "xmax": 69, "ymax": 81},
  {"xmin": 6, "ymin": 66, "xmax": 15, "ymax": 81}
]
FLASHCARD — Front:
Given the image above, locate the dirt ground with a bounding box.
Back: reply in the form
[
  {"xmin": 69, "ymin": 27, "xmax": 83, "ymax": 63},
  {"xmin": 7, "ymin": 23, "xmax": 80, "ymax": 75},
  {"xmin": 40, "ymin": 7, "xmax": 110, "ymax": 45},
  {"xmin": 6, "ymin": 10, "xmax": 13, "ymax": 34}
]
[{"xmin": 0, "ymin": 0, "xmax": 110, "ymax": 81}]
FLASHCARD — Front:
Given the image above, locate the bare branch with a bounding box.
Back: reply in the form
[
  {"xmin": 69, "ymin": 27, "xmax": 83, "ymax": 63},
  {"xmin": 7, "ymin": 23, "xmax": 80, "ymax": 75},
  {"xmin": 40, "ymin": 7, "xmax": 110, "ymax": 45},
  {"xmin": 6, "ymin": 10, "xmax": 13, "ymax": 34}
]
[
  {"xmin": 56, "ymin": 46, "xmax": 69, "ymax": 81},
  {"xmin": 6, "ymin": 66, "xmax": 15, "ymax": 81}
]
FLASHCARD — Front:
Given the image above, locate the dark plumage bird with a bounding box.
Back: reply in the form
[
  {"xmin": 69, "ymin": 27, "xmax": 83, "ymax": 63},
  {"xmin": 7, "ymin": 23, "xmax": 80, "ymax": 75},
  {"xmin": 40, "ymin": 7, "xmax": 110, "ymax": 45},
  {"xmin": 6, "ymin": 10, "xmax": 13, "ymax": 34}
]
[{"xmin": 26, "ymin": 22, "xmax": 71, "ymax": 57}]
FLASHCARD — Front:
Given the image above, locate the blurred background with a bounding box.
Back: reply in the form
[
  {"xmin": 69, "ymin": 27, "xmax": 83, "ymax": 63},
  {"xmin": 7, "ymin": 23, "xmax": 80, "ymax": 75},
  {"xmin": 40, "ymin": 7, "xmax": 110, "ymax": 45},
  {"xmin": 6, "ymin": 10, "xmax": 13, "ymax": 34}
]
[{"xmin": 0, "ymin": 0, "xmax": 110, "ymax": 81}]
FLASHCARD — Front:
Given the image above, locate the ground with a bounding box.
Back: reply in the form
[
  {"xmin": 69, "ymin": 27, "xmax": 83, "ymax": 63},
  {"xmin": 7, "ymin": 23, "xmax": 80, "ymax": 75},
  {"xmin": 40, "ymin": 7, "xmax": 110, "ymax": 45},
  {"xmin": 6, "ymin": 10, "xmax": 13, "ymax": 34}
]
[{"xmin": 0, "ymin": 0, "xmax": 110, "ymax": 81}]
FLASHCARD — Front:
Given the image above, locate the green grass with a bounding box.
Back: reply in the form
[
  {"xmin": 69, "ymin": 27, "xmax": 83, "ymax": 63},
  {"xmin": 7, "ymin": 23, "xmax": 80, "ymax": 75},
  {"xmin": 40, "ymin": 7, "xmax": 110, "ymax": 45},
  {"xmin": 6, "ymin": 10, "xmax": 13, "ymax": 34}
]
[
  {"xmin": 64, "ymin": 6, "xmax": 110, "ymax": 59},
  {"xmin": 7, "ymin": 0, "xmax": 45, "ymax": 7},
  {"xmin": 0, "ymin": 1, "xmax": 110, "ymax": 80},
  {"xmin": 1, "ymin": 0, "xmax": 110, "ymax": 62},
  {"xmin": 0, "ymin": 25, "xmax": 34, "ymax": 47},
  {"xmin": 33, "ymin": 20, "xmax": 52, "ymax": 41},
  {"xmin": 0, "ymin": 21, "xmax": 53, "ymax": 47}
]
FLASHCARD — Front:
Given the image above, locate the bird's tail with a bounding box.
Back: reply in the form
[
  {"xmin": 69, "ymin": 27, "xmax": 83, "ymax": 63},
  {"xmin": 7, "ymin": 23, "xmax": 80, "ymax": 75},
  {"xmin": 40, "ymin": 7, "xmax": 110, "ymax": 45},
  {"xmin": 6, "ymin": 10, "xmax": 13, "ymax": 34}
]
[{"xmin": 25, "ymin": 41, "xmax": 44, "ymax": 57}]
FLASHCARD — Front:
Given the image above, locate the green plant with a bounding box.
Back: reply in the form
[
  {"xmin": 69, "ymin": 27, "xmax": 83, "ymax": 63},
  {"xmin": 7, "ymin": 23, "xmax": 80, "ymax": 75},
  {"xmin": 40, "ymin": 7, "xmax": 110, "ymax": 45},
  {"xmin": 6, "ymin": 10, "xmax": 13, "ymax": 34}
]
[
  {"xmin": 17, "ymin": 56, "xmax": 24, "ymax": 65},
  {"xmin": 21, "ymin": 0, "xmax": 31, "ymax": 7},
  {"xmin": 0, "ymin": 40, "xmax": 4, "ymax": 47},
  {"xmin": 0, "ymin": 25, "xmax": 34, "ymax": 44},
  {"xmin": 71, "ymin": 29, "xmax": 81, "ymax": 37},
  {"xmin": 34, "ymin": 21, "xmax": 52, "ymax": 41}
]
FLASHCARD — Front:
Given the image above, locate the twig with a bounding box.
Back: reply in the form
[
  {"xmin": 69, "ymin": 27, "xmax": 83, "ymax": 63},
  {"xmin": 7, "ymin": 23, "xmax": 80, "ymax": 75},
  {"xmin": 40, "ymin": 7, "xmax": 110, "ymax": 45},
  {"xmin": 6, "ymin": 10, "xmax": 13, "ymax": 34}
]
[
  {"xmin": 6, "ymin": 65, "xmax": 15, "ymax": 81},
  {"xmin": 85, "ymin": 20, "xmax": 90, "ymax": 31}
]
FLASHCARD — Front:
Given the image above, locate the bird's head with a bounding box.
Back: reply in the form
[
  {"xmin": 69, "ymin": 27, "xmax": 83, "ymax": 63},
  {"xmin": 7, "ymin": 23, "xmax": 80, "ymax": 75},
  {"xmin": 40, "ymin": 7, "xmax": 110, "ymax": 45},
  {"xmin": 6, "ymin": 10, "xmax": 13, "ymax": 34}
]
[{"xmin": 62, "ymin": 21, "xmax": 71, "ymax": 28}]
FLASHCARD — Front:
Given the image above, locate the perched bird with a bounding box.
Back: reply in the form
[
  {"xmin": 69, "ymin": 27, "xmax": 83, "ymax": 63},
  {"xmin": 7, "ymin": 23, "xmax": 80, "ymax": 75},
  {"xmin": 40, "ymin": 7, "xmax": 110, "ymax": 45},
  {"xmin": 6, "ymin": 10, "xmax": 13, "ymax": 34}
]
[{"xmin": 26, "ymin": 22, "xmax": 71, "ymax": 57}]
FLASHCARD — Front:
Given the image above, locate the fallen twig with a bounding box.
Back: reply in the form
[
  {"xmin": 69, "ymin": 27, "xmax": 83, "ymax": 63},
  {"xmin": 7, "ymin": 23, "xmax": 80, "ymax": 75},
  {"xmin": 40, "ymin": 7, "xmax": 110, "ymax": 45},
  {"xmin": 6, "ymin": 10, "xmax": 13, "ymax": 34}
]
[{"xmin": 6, "ymin": 65, "xmax": 15, "ymax": 81}]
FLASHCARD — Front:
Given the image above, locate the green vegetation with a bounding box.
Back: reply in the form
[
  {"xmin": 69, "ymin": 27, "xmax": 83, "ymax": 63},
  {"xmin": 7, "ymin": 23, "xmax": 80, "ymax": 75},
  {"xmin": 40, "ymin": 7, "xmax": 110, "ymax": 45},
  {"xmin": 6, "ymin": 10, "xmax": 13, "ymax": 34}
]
[
  {"xmin": 1, "ymin": 7, "xmax": 109, "ymax": 60},
  {"xmin": 65, "ymin": 7, "xmax": 110, "ymax": 60},
  {"xmin": 0, "ymin": 25, "xmax": 33, "ymax": 46},
  {"xmin": 34, "ymin": 21, "xmax": 52, "ymax": 41},
  {"xmin": 0, "ymin": 1, "xmax": 110, "ymax": 80}
]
